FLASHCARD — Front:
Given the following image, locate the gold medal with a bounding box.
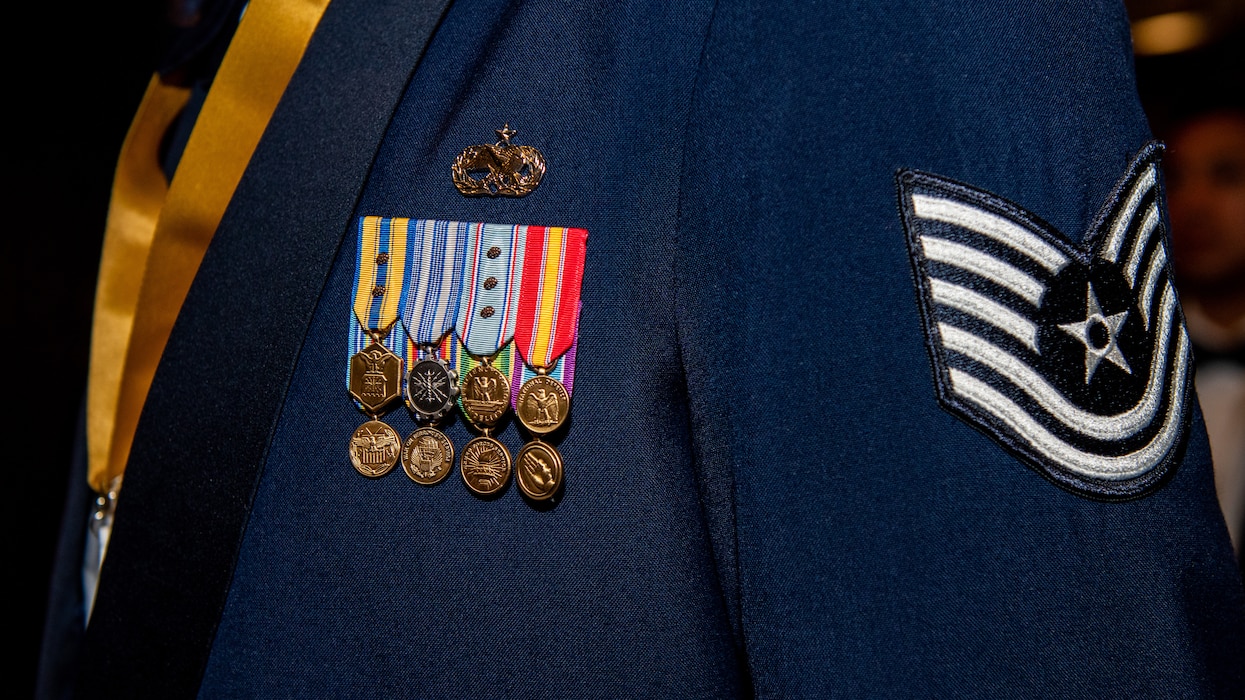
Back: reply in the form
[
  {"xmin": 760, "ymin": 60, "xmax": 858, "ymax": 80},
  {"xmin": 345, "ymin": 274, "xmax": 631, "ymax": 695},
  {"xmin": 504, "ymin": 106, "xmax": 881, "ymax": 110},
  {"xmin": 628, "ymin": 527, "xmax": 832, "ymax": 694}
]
[
  {"xmin": 460, "ymin": 434, "xmax": 512, "ymax": 495},
  {"xmin": 349, "ymin": 420, "xmax": 402, "ymax": 477},
  {"xmin": 347, "ymin": 216, "xmax": 408, "ymax": 478},
  {"xmin": 401, "ymin": 426, "xmax": 455, "ymax": 485},
  {"xmin": 349, "ymin": 341, "xmax": 403, "ymax": 414},
  {"xmin": 347, "ymin": 339, "xmax": 404, "ymax": 478},
  {"xmin": 515, "ymin": 374, "xmax": 570, "ymax": 436},
  {"xmin": 460, "ymin": 362, "xmax": 511, "ymax": 426},
  {"xmin": 515, "ymin": 440, "xmax": 563, "ymax": 501},
  {"xmin": 454, "ymin": 352, "xmax": 512, "ymax": 496}
]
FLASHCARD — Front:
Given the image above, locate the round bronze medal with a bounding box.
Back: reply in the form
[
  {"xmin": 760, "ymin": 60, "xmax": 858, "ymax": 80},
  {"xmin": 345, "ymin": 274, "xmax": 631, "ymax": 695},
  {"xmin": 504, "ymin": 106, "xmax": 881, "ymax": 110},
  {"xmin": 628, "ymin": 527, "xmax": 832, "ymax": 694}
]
[
  {"xmin": 460, "ymin": 435, "xmax": 512, "ymax": 495},
  {"xmin": 348, "ymin": 420, "xmax": 401, "ymax": 477},
  {"xmin": 515, "ymin": 375, "xmax": 570, "ymax": 435},
  {"xmin": 460, "ymin": 363, "xmax": 510, "ymax": 426},
  {"xmin": 401, "ymin": 427, "xmax": 455, "ymax": 485},
  {"xmin": 515, "ymin": 440, "xmax": 564, "ymax": 501},
  {"xmin": 406, "ymin": 357, "xmax": 458, "ymax": 422}
]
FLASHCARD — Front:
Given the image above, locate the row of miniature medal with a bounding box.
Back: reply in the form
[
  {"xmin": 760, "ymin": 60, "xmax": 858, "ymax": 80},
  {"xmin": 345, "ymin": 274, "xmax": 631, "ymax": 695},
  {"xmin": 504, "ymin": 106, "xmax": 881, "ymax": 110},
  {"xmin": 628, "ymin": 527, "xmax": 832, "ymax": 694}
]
[
  {"xmin": 346, "ymin": 217, "xmax": 587, "ymax": 502},
  {"xmin": 349, "ymin": 336, "xmax": 565, "ymax": 500}
]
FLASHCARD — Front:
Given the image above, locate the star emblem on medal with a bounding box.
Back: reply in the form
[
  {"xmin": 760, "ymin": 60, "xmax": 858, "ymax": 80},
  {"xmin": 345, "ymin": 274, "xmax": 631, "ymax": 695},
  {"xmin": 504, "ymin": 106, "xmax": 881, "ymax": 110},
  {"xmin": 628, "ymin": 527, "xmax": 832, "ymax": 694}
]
[{"xmin": 898, "ymin": 143, "xmax": 1193, "ymax": 500}]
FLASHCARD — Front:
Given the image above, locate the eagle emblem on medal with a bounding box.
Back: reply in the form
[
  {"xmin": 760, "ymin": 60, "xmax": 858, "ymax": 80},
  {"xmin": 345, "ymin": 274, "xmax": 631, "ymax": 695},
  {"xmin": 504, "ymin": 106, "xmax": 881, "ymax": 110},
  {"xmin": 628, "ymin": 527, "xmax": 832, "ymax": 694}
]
[{"xmin": 898, "ymin": 143, "xmax": 1193, "ymax": 499}]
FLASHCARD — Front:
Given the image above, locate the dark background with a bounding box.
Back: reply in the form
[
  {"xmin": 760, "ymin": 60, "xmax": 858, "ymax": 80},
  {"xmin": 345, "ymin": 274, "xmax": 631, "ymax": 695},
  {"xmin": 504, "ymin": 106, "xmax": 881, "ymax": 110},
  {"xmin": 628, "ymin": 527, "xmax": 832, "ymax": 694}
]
[
  {"xmin": 5, "ymin": 1, "xmax": 1240, "ymax": 697},
  {"xmin": 4, "ymin": 3, "xmax": 159, "ymax": 696}
]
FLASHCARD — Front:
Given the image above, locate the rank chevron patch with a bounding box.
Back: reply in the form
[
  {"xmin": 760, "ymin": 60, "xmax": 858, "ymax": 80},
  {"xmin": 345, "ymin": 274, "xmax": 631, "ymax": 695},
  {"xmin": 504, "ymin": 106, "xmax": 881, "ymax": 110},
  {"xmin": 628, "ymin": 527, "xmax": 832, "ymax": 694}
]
[{"xmin": 897, "ymin": 143, "xmax": 1193, "ymax": 500}]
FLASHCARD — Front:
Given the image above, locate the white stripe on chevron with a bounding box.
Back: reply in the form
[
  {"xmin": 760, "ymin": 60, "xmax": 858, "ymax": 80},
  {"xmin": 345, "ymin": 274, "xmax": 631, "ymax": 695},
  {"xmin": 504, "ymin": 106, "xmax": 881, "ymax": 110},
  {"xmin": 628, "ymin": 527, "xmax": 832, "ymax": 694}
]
[
  {"xmin": 1102, "ymin": 164, "xmax": 1156, "ymax": 264},
  {"xmin": 948, "ymin": 325, "xmax": 1188, "ymax": 481},
  {"xmin": 930, "ymin": 279, "xmax": 1038, "ymax": 352},
  {"xmin": 1123, "ymin": 203, "xmax": 1160, "ymax": 288},
  {"xmin": 921, "ymin": 236, "xmax": 1046, "ymax": 306},
  {"xmin": 913, "ymin": 194, "xmax": 1069, "ymax": 274},
  {"xmin": 939, "ymin": 283, "xmax": 1179, "ymax": 441}
]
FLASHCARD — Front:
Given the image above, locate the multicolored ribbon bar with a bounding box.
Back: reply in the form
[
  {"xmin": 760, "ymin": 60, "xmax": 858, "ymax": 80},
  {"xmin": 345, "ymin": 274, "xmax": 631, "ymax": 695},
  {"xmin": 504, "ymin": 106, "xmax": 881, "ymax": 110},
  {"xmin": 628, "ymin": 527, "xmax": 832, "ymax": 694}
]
[
  {"xmin": 514, "ymin": 226, "xmax": 588, "ymax": 368},
  {"xmin": 400, "ymin": 219, "xmax": 469, "ymax": 345},
  {"xmin": 456, "ymin": 223, "xmax": 527, "ymax": 356},
  {"xmin": 352, "ymin": 216, "xmax": 409, "ymax": 335},
  {"xmin": 348, "ymin": 218, "xmax": 587, "ymax": 417},
  {"xmin": 347, "ymin": 216, "xmax": 410, "ymax": 413}
]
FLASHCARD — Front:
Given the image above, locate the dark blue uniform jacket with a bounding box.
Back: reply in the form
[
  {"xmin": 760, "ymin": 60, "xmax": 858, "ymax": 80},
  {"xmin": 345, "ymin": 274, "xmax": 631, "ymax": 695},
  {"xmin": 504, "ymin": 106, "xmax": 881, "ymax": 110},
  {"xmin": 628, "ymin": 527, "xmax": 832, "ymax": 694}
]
[{"xmin": 47, "ymin": 0, "xmax": 1245, "ymax": 697}]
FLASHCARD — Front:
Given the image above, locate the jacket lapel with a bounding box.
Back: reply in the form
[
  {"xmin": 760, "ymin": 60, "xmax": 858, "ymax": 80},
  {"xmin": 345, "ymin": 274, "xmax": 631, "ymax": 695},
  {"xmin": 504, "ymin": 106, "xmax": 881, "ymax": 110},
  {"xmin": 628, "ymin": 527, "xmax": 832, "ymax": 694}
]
[{"xmin": 79, "ymin": 1, "xmax": 454, "ymax": 695}]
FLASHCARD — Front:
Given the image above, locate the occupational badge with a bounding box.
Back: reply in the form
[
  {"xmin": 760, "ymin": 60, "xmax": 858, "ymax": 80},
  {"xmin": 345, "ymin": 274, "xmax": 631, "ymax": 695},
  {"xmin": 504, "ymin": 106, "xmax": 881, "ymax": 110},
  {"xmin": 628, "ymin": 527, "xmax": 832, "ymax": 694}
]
[
  {"xmin": 346, "ymin": 216, "xmax": 409, "ymax": 478},
  {"xmin": 451, "ymin": 124, "xmax": 546, "ymax": 197},
  {"xmin": 897, "ymin": 143, "xmax": 1192, "ymax": 499}
]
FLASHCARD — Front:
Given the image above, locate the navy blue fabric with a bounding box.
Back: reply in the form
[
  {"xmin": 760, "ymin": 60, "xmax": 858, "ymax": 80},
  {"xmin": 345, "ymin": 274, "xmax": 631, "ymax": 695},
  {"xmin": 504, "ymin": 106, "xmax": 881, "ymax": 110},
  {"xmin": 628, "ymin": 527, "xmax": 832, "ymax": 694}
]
[
  {"xmin": 73, "ymin": 0, "xmax": 1245, "ymax": 697},
  {"xmin": 675, "ymin": 1, "xmax": 1243, "ymax": 696},
  {"xmin": 198, "ymin": 1, "xmax": 744, "ymax": 696}
]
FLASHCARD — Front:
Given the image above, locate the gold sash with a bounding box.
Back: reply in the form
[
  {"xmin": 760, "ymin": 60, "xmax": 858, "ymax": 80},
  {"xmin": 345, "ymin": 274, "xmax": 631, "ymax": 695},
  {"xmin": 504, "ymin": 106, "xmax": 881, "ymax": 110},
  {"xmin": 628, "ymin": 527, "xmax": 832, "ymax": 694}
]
[{"xmin": 87, "ymin": 0, "xmax": 332, "ymax": 493}]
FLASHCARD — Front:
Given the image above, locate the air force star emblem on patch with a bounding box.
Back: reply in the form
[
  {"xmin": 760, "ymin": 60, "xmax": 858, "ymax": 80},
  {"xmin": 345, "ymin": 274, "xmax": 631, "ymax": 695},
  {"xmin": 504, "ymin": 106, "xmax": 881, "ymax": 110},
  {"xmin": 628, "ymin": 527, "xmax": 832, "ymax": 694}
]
[{"xmin": 898, "ymin": 143, "xmax": 1192, "ymax": 500}]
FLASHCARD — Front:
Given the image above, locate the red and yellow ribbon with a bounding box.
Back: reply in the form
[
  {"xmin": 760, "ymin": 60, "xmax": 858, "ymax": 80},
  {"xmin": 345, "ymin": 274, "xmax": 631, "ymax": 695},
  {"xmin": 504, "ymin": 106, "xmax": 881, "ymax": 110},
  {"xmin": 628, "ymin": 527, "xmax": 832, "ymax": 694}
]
[{"xmin": 513, "ymin": 226, "xmax": 588, "ymax": 369}]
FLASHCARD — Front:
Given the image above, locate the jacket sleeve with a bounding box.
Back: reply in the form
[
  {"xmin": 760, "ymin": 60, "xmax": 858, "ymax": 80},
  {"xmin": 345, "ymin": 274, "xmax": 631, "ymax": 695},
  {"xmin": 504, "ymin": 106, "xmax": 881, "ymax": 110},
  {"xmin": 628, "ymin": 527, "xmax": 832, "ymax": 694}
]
[{"xmin": 674, "ymin": 0, "xmax": 1244, "ymax": 696}]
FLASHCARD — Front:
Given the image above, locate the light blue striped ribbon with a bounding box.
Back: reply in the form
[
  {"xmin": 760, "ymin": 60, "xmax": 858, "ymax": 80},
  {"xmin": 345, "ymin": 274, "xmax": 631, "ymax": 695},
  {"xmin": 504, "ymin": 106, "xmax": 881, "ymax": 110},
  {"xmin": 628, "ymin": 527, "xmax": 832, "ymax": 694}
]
[
  {"xmin": 457, "ymin": 223, "xmax": 527, "ymax": 356},
  {"xmin": 399, "ymin": 219, "xmax": 469, "ymax": 345}
]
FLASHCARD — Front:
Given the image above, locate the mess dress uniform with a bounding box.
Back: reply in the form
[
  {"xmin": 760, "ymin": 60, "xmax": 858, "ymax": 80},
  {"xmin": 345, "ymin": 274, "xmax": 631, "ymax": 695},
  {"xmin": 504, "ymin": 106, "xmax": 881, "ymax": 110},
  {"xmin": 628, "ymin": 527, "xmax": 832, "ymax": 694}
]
[{"xmin": 40, "ymin": 0, "xmax": 1245, "ymax": 697}]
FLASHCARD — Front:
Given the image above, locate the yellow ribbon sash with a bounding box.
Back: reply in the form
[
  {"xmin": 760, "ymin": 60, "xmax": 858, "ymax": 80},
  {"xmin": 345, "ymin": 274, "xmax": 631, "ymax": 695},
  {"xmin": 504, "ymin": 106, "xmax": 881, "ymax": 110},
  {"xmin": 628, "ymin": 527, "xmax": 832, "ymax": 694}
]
[{"xmin": 87, "ymin": 0, "xmax": 331, "ymax": 494}]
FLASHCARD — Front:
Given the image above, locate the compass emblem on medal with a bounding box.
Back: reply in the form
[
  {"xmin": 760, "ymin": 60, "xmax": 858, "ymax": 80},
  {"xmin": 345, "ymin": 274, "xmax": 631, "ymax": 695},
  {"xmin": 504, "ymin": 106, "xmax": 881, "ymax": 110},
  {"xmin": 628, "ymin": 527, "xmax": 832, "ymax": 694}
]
[{"xmin": 405, "ymin": 357, "xmax": 459, "ymax": 422}]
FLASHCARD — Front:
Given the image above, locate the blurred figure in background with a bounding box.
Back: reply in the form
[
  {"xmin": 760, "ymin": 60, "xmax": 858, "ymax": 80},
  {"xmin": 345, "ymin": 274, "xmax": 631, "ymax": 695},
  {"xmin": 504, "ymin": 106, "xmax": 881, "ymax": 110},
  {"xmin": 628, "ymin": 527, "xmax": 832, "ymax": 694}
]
[{"xmin": 1165, "ymin": 107, "xmax": 1245, "ymax": 565}]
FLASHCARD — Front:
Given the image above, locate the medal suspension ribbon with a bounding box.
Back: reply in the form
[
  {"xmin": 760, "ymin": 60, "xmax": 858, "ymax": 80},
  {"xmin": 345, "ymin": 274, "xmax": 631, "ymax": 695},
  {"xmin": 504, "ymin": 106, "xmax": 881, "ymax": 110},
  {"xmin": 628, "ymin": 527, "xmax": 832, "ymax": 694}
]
[
  {"xmin": 452, "ymin": 223, "xmax": 529, "ymax": 495},
  {"xmin": 395, "ymin": 219, "xmax": 470, "ymax": 485},
  {"xmin": 345, "ymin": 217, "xmax": 409, "ymax": 478},
  {"xmin": 510, "ymin": 226, "xmax": 589, "ymax": 501}
]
